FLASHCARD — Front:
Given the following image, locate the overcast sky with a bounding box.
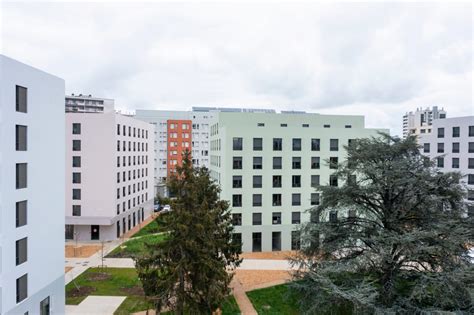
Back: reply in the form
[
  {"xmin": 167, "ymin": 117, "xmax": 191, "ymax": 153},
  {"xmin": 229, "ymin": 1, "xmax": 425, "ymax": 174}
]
[{"xmin": 1, "ymin": 1, "xmax": 472, "ymax": 136}]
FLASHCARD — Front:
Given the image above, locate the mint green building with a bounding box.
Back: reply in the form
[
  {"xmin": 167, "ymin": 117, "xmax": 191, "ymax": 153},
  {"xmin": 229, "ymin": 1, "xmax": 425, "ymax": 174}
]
[{"xmin": 210, "ymin": 112, "xmax": 387, "ymax": 252}]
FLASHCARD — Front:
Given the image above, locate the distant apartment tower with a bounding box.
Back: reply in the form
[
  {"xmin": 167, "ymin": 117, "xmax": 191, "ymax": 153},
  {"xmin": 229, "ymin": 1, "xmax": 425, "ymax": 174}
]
[
  {"xmin": 419, "ymin": 116, "xmax": 474, "ymax": 216},
  {"xmin": 0, "ymin": 56, "xmax": 65, "ymax": 314},
  {"xmin": 403, "ymin": 106, "xmax": 446, "ymax": 138},
  {"xmin": 167, "ymin": 119, "xmax": 192, "ymax": 177},
  {"xmin": 209, "ymin": 112, "xmax": 387, "ymax": 252},
  {"xmin": 65, "ymin": 95, "xmax": 154, "ymax": 241}
]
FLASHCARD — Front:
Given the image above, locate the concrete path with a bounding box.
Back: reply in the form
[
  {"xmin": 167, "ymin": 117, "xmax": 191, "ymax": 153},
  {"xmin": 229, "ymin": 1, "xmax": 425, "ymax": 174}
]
[
  {"xmin": 230, "ymin": 278, "xmax": 258, "ymax": 315},
  {"xmin": 65, "ymin": 296, "xmax": 126, "ymax": 315}
]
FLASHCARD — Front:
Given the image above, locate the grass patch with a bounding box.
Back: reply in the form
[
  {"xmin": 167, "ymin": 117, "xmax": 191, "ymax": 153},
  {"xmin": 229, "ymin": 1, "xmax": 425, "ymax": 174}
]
[
  {"xmin": 247, "ymin": 283, "xmax": 301, "ymax": 315},
  {"xmin": 221, "ymin": 295, "xmax": 240, "ymax": 315},
  {"xmin": 131, "ymin": 215, "xmax": 167, "ymax": 238},
  {"xmin": 114, "ymin": 296, "xmax": 152, "ymax": 315},
  {"xmin": 106, "ymin": 233, "xmax": 167, "ymax": 258}
]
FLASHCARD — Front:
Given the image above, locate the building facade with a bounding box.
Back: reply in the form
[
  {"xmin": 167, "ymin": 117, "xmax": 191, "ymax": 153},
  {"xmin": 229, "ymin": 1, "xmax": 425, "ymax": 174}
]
[
  {"xmin": 419, "ymin": 116, "xmax": 474, "ymax": 216},
  {"xmin": 0, "ymin": 56, "xmax": 65, "ymax": 314},
  {"xmin": 209, "ymin": 112, "xmax": 387, "ymax": 252},
  {"xmin": 403, "ymin": 106, "xmax": 447, "ymax": 138},
  {"xmin": 65, "ymin": 95, "xmax": 155, "ymax": 241}
]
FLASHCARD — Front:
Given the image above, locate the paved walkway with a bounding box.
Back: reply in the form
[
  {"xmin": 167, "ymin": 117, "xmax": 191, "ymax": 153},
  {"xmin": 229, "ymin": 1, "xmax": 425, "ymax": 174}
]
[
  {"xmin": 230, "ymin": 278, "xmax": 257, "ymax": 315},
  {"xmin": 65, "ymin": 296, "xmax": 126, "ymax": 315}
]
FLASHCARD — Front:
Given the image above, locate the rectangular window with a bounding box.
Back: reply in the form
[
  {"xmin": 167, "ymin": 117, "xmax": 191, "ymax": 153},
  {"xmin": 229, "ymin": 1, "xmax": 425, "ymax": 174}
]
[
  {"xmin": 272, "ymin": 175, "xmax": 282, "ymax": 188},
  {"xmin": 16, "ymin": 200, "xmax": 27, "ymax": 227},
  {"xmin": 272, "ymin": 194, "xmax": 282, "ymax": 206},
  {"xmin": 72, "ymin": 205, "xmax": 81, "ymax": 216},
  {"xmin": 232, "ymin": 213, "xmax": 242, "ymax": 226},
  {"xmin": 16, "ymin": 125, "xmax": 27, "ymax": 151},
  {"xmin": 293, "ymin": 138, "xmax": 301, "ymax": 151},
  {"xmin": 423, "ymin": 143, "xmax": 430, "ymax": 153},
  {"xmin": 437, "ymin": 143, "xmax": 444, "ymax": 153},
  {"xmin": 16, "ymin": 274, "xmax": 28, "ymax": 303},
  {"xmin": 253, "ymin": 138, "xmax": 263, "ymax": 151},
  {"xmin": 233, "ymin": 157, "xmax": 242, "ymax": 169},
  {"xmin": 468, "ymin": 174, "xmax": 474, "ymax": 185},
  {"xmin": 253, "ymin": 194, "xmax": 262, "ymax": 206},
  {"xmin": 469, "ymin": 142, "xmax": 474, "ymax": 153},
  {"xmin": 253, "ymin": 175, "xmax": 262, "ymax": 188},
  {"xmin": 468, "ymin": 190, "xmax": 474, "ymax": 201},
  {"xmin": 292, "ymin": 211, "xmax": 301, "ymax": 224},
  {"xmin": 469, "ymin": 158, "xmax": 474, "ymax": 169},
  {"xmin": 73, "ymin": 123, "xmax": 81, "ymax": 135},
  {"xmin": 16, "ymin": 237, "xmax": 27, "ymax": 265},
  {"xmin": 329, "ymin": 211, "xmax": 338, "ymax": 223},
  {"xmin": 232, "ymin": 195, "xmax": 242, "ymax": 207},
  {"xmin": 16, "ymin": 85, "xmax": 27, "ymax": 113},
  {"xmin": 311, "ymin": 175, "xmax": 320, "ymax": 187},
  {"xmin": 329, "ymin": 157, "xmax": 338, "ymax": 169},
  {"xmin": 73, "ymin": 156, "xmax": 81, "ymax": 167},
  {"xmin": 72, "ymin": 140, "xmax": 81, "ymax": 151},
  {"xmin": 452, "ymin": 158, "xmax": 459, "ymax": 169},
  {"xmin": 292, "ymin": 193, "xmax": 301, "ymax": 206},
  {"xmin": 292, "ymin": 157, "xmax": 301, "ymax": 169},
  {"xmin": 311, "ymin": 138, "xmax": 320, "ymax": 151},
  {"xmin": 453, "ymin": 142, "xmax": 460, "ymax": 153},
  {"xmin": 330, "ymin": 175, "xmax": 338, "ymax": 187},
  {"xmin": 233, "ymin": 137, "xmax": 243, "ymax": 150},
  {"xmin": 72, "ymin": 189, "xmax": 81, "ymax": 200},
  {"xmin": 232, "ymin": 233, "xmax": 242, "ymax": 251},
  {"xmin": 257, "ymin": 123, "xmax": 265, "ymax": 127},
  {"xmin": 252, "ymin": 232, "xmax": 262, "ymax": 252},
  {"xmin": 272, "ymin": 212, "xmax": 282, "ymax": 224},
  {"xmin": 291, "ymin": 231, "xmax": 301, "ymax": 250},
  {"xmin": 330, "ymin": 139, "xmax": 339, "ymax": 151},
  {"xmin": 40, "ymin": 296, "xmax": 51, "ymax": 315},
  {"xmin": 311, "ymin": 193, "xmax": 320, "ymax": 206},
  {"xmin": 437, "ymin": 127, "xmax": 444, "ymax": 138},
  {"xmin": 302, "ymin": 124, "xmax": 309, "ymax": 127},
  {"xmin": 311, "ymin": 157, "xmax": 320, "ymax": 169},
  {"xmin": 72, "ymin": 172, "xmax": 81, "ymax": 184},
  {"xmin": 252, "ymin": 213, "xmax": 262, "ymax": 225},
  {"xmin": 273, "ymin": 138, "xmax": 282, "ymax": 151},
  {"xmin": 232, "ymin": 176, "xmax": 242, "ymax": 188},
  {"xmin": 292, "ymin": 175, "xmax": 301, "ymax": 188},
  {"xmin": 452, "ymin": 126, "xmax": 460, "ymax": 137},
  {"xmin": 272, "ymin": 232, "xmax": 281, "ymax": 251},
  {"xmin": 117, "ymin": 124, "xmax": 120, "ymax": 135},
  {"xmin": 253, "ymin": 157, "xmax": 263, "ymax": 169},
  {"xmin": 273, "ymin": 157, "xmax": 282, "ymax": 169},
  {"xmin": 16, "ymin": 163, "xmax": 27, "ymax": 189},
  {"xmin": 469, "ymin": 126, "xmax": 474, "ymax": 137},
  {"xmin": 437, "ymin": 157, "xmax": 444, "ymax": 168},
  {"xmin": 280, "ymin": 123, "xmax": 287, "ymax": 127}
]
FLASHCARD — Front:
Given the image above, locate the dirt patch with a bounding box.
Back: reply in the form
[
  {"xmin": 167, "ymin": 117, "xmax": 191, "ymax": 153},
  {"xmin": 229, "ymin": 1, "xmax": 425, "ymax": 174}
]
[
  {"xmin": 234, "ymin": 270, "xmax": 293, "ymax": 291},
  {"xmin": 121, "ymin": 286, "xmax": 145, "ymax": 296},
  {"xmin": 85, "ymin": 272, "xmax": 111, "ymax": 281},
  {"xmin": 67, "ymin": 286, "xmax": 96, "ymax": 298},
  {"xmin": 65, "ymin": 266, "xmax": 73, "ymax": 273},
  {"xmin": 240, "ymin": 251, "xmax": 296, "ymax": 260},
  {"xmin": 65, "ymin": 245, "xmax": 102, "ymax": 258}
]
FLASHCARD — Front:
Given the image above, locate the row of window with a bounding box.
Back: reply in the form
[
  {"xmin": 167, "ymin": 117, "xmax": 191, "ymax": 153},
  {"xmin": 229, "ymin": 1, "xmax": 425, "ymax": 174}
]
[
  {"xmin": 116, "ymin": 140, "xmax": 149, "ymax": 152},
  {"xmin": 232, "ymin": 211, "xmax": 304, "ymax": 226},
  {"xmin": 116, "ymin": 156, "xmax": 149, "ymax": 168},
  {"xmin": 116, "ymin": 182, "xmax": 149, "ymax": 199},
  {"xmin": 437, "ymin": 126, "xmax": 474, "ymax": 138},
  {"xmin": 232, "ymin": 231, "xmax": 300, "ymax": 252},
  {"xmin": 436, "ymin": 157, "xmax": 474, "ymax": 170},
  {"xmin": 117, "ymin": 208, "xmax": 145, "ymax": 237},
  {"xmin": 116, "ymin": 123, "xmax": 149, "ymax": 139},
  {"xmin": 16, "ymin": 274, "xmax": 51, "ymax": 314},
  {"xmin": 233, "ymin": 137, "xmax": 348, "ymax": 151},
  {"xmin": 423, "ymin": 142, "xmax": 474, "ymax": 153},
  {"xmin": 233, "ymin": 175, "xmax": 325, "ymax": 189},
  {"xmin": 232, "ymin": 156, "xmax": 338, "ymax": 170},
  {"xmin": 232, "ymin": 192, "xmax": 321, "ymax": 207}
]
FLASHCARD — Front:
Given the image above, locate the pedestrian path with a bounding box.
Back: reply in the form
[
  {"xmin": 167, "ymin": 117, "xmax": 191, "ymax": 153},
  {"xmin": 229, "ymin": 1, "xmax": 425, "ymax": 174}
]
[
  {"xmin": 230, "ymin": 278, "xmax": 258, "ymax": 315},
  {"xmin": 65, "ymin": 296, "xmax": 126, "ymax": 315}
]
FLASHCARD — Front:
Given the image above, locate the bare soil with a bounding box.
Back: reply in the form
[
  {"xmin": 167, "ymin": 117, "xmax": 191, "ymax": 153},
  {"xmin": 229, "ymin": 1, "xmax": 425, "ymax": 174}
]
[
  {"xmin": 234, "ymin": 270, "xmax": 293, "ymax": 291},
  {"xmin": 85, "ymin": 272, "xmax": 111, "ymax": 281},
  {"xmin": 67, "ymin": 286, "xmax": 96, "ymax": 298},
  {"xmin": 120, "ymin": 286, "xmax": 145, "ymax": 296},
  {"xmin": 65, "ymin": 245, "xmax": 102, "ymax": 258}
]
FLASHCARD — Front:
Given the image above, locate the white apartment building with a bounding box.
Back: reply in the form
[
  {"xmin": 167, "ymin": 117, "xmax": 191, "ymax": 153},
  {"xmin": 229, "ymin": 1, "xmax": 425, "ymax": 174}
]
[
  {"xmin": 403, "ymin": 106, "xmax": 447, "ymax": 138},
  {"xmin": 0, "ymin": 56, "xmax": 65, "ymax": 314},
  {"xmin": 65, "ymin": 95, "xmax": 154, "ymax": 241},
  {"xmin": 135, "ymin": 107, "xmax": 275, "ymax": 196},
  {"xmin": 419, "ymin": 116, "xmax": 474, "ymax": 216},
  {"xmin": 210, "ymin": 112, "xmax": 387, "ymax": 252}
]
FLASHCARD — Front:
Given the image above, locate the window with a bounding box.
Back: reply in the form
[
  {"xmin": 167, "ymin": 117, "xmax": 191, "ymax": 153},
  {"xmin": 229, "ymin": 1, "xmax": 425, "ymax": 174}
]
[
  {"xmin": 329, "ymin": 157, "xmax": 338, "ymax": 169},
  {"xmin": 117, "ymin": 124, "xmax": 120, "ymax": 135},
  {"xmin": 233, "ymin": 137, "xmax": 243, "ymax": 150},
  {"xmin": 437, "ymin": 143, "xmax": 444, "ymax": 153},
  {"xmin": 232, "ymin": 195, "xmax": 242, "ymax": 207},
  {"xmin": 16, "ymin": 85, "xmax": 27, "ymax": 113},
  {"xmin": 253, "ymin": 157, "xmax": 262, "ymax": 169},
  {"xmin": 453, "ymin": 142, "xmax": 460, "ymax": 153},
  {"xmin": 329, "ymin": 211, "xmax": 338, "ymax": 223},
  {"xmin": 330, "ymin": 139, "xmax": 339, "ymax": 151},
  {"xmin": 16, "ymin": 237, "xmax": 27, "ymax": 265},
  {"xmin": 257, "ymin": 123, "xmax": 265, "ymax": 127},
  {"xmin": 16, "ymin": 200, "xmax": 27, "ymax": 227},
  {"xmin": 16, "ymin": 163, "xmax": 27, "ymax": 189},
  {"xmin": 293, "ymin": 138, "xmax": 301, "ymax": 151},
  {"xmin": 469, "ymin": 158, "xmax": 474, "ymax": 169},
  {"xmin": 330, "ymin": 175, "xmax": 338, "ymax": 187},
  {"xmin": 452, "ymin": 158, "xmax": 459, "ymax": 169},
  {"xmin": 273, "ymin": 175, "xmax": 282, "ymax": 188},
  {"xmin": 311, "ymin": 157, "xmax": 320, "ymax": 169},
  {"xmin": 253, "ymin": 194, "xmax": 262, "ymax": 206},
  {"xmin": 292, "ymin": 211, "xmax": 301, "ymax": 224},
  {"xmin": 292, "ymin": 157, "xmax": 301, "ymax": 169},
  {"xmin": 72, "ymin": 205, "xmax": 81, "ymax": 216},
  {"xmin": 232, "ymin": 233, "xmax": 242, "ymax": 251},
  {"xmin": 253, "ymin": 138, "xmax": 263, "ymax": 150},
  {"xmin": 252, "ymin": 213, "xmax": 262, "ymax": 225},
  {"xmin": 291, "ymin": 231, "xmax": 301, "ymax": 250},
  {"xmin": 232, "ymin": 213, "xmax": 242, "ymax": 226},
  {"xmin": 73, "ymin": 123, "xmax": 81, "ymax": 135},
  {"xmin": 468, "ymin": 190, "xmax": 474, "ymax": 201},
  {"xmin": 16, "ymin": 274, "xmax": 28, "ymax": 303},
  {"xmin": 437, "ymin": 157, "xmax": 444, "ymax": 168},
  {"xmin": 273, "ymin": 157, "xmax": 282, "ymax": 169},
  {"xmin": 280, "ymin": 123, "xmax": 287, "ymax": 127},
  {"xmin": 233, "ymin": 176, "xmax": 242, "ymax": 188},
  {"xmin": 468, "ymin": 174, "xmax": 474, "ymax": 185},
  {"xmin": 292, "ymin": 175, "xmax": 301, "ymax": 187},
  {"xmin": 272, "ymin": 232, "xmax": 281, "ymax": 251},
  {"xmin": 273, "ymin": 138, "xmax": 282, "ymax": 151},
  {"xmin": 233, "ymin": 157, "xmax": 242, "ymax": 169},
  {"xmin": 40, "ymin": 296, "xmax": 51, "ymax": 315},
  {"xmin": 272, "ymin": 194, "xmax": 282, "ymax": 206},
  {"xmin": 16, "ymin": 125, "xmax": 27, "ymax": 151},
  {"xmin": 453, "ymin": 126, "xmax": 460, "ymax": 137},
  {"xmin": 72, "ymin": 140, "xmax": 81, "ymax": 151},
  {"xmin": 302, "ymin": 124, "xmax": 309, "ymax": 127},
  {"xmin": 292, "ymin": 193, "xmax": 301, "ymax": 206},
  {"xmin": 311, "ymin": 138, "xmax": 320, "ymax": 151},
  {"xmin": 72, "ymin": 189, "xmax": 81, "ymax": 200},
  {"xmin": 272, "ymin": 212, "xmax": 282, "ymax": 225},
  {"xmin": 324, "ymin": 124, "xmax": 330, "ymax": 128},
  {"xmin": 73, "ymin": 156, "xmax": 81, "ymax": 167},
  {"xmin": 469, "ymin": 142, "xmax": 474, "ymax": 153},
  {"xmin": 423, "ymin": 143, "xmax": 430, "ymax": 153},
  {"xmin": 469, "ymin": 126, "xmax": 474, "ymax": 137},
  {"xmin": 345, "ymin": 125, "xmax": 352, "ymax": 128},
  {"xmin": 437, "ymin": 127, "xmax": 444, "ymax": 138},
  {"xmin": 72, "ymin": 172, "xmax": 81, "ymax": 184},
  {"xmin": 311, "ymin": 175, "xmax": 320, "ymax": 187},
  {"xmin": 311, "ymin": 193, "xmax": 320, "ymax": 206},
  {"xmin": 253, "ymin": 175, "xmax": 262, "ymax": 188},
  {"xmin": 252, "ymin": 232, "xmax": 262, "ymax": 252}
]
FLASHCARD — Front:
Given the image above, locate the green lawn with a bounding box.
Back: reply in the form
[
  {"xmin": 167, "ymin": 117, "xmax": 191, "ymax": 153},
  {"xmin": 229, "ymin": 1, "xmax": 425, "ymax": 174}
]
[
  {"xmin": 247, "ymin": 284, "xmax": 301, "ymax": 315},
  {"xmin": 106, "ymin": 233, "xmax": 167, "ymax": 258},
  {"xmin": 131, "ymin": 215, "xmax": 167, "ymax": 238}
]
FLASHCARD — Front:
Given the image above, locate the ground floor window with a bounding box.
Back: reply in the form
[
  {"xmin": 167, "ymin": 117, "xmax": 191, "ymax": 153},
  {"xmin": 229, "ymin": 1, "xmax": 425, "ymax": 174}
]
[
  {"xmin": 291, "ymin": 231, "xmax": 301, "ymax": 250},
  {"xmin": 40, "ymin": 296, "xmax": 50, "ymax": 315},
  {"xmin": 232, "ymin": 233, "xmax": 242, "ymax": 252},
  {"xmin": 272, "ymin": 232, "xmax": 281, "ymax": 251},
  {"xmin": 252, "ymin": 232, "xmax": 262, "ymax": 252},
  {"xmin": 65, "ymin": 225, "xmax": 74, "ymax": 240}
]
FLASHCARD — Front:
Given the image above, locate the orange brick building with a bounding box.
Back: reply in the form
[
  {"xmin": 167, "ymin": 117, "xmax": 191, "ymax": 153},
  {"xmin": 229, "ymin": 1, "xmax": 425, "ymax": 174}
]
[{"xmin": 167, "ymin": 119, "xmax": 192, "ymax": 177}]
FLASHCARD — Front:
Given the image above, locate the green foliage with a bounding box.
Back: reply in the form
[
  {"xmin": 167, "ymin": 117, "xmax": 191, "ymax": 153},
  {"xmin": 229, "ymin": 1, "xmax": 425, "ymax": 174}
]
[
  {"xmin": 106, "ymin": 234, "xmax": 167, "ymax": 258},
  {"xmin": 247, "ymin": 284, "xmax": 301, "ymax": 314},
  {"xmin": 292, "ymin": 134, "xmax": 474, "ymax": 314},
  {"xmin": 131, "ymin": 215, "xmax": 168, "ymax": 238},
  {"xmin": 134, "ymin": 150, "xmax": 242, "ymax": 314}
]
